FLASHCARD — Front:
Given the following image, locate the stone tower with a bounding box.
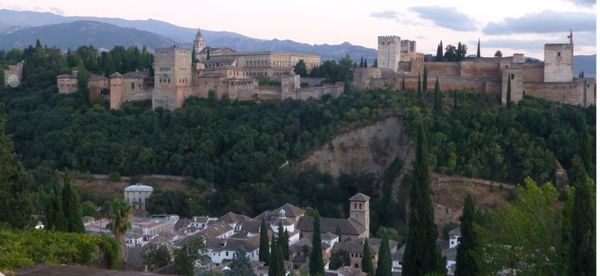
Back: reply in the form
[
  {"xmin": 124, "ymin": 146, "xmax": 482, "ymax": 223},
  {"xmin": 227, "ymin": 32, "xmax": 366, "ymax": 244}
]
[
  {"xmin": 194, "ymin": 31, "xmax": 206, "ymax": 62},
  {"xmin": 349, "ymin": 193, "xmax": 370, "ymax": 237},
  {"xmin": 544, "ymin": 43, "xmax": 573, "ymax": 82},
  {"xmin": 377, "ymin": 36, "xmax": 402, "ymax": 72},
  {"xmin": 153, "ymin": 47, "xmax": 192, "ymax": 110},
  {"xmin": 109, "ymin": 72, "xmax": 124, "ymax": 109}
]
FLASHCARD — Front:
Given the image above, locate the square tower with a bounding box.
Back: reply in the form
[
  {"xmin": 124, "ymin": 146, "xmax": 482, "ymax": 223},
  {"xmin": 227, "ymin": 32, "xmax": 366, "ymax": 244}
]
[
  {"xmin": 544, "ymin": 44, "xmax": 573, "ymax": 82},
  {"xmin": 349, "ymin": 193, "xmax": 370, "ymax": 237},
  {"xmin": 377, "ymin": 36, "xmax": 402, "ymax": 72},
  {"xmin": 153, "ymin": 47, "xmax": 192, "ymax": 110}
]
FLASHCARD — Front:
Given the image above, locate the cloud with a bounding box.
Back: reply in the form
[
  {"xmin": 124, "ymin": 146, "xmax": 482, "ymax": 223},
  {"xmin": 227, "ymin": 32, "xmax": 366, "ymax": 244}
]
[
  {"xmin": 479, "ymin": 33, "xmax": 596, "ymax": 51},
  {"xmin": 370, "ymin": 10, "xmax": 400, "ymax": 20},
  {"xmin": 49, "ymin": 7, "xmax": 64, "ymax": 15},
  {"xmin": 567, "ymin": 0, "xmax": 596, "ymax": 6},
  {"xmin": 483, "ymin": 10, "xmax": 595, "ymax": 35},
  {"xmin": 409, "ymin": 6, "xmax": 478, "ymax": 31}
]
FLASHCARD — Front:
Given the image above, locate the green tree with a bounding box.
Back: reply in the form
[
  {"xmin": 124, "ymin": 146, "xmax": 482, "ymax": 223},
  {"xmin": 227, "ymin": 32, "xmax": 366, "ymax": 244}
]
[
  {"xmin": 506, "ymin": 75, "xmax": 512, "ymax": 109},
  {"xmin": 76, "ymin": 61, "xmax": 91, "ymax": 105},
  {"xmin": 476, "ymin": 39, "xmax": 481, "ymax": 58},
  {"xmin": 259, "ymin": 219, "xmax": 270, "ymax": 265},
  {"xmin": 278, "ymin": 223, "xmax": 290, "ymax": 261},
  {"xmin": 45, "ymin": 175, "xmax": 67, "ymax": 231},
  {"xmin": 81, "ymin": 200, "xmax": 97, "ymax": 217},
  {"xmin": 294, "ymin": 60, "xmax": 308, "ymax": 77},
  {"xmin": 454, "ymin": 195, "xmax": 479, "ymax": 276},
  {"xmin": 417, "ymin": 73, "xmax": 422, "ymax": 97},
  {"xmin": 108, "ymin": 197, "xmax": 131, "ymax": 261},
  {"xmin": 436, "ymin": 41, "xmax": 444, "ymax": 61},
  {"xmin": 494, "ymin": 50, "xmax": 502, "ymax": 58},
  {"xmin": 576, "ymin": 117, "xmax": 594, "ymax": 177},
  {"xmin": 569, "ymin": 156, "xmax": 595, "ymax": 275},
  {"xmin": 0, "ymin": 114, "xmax": 33, "ymax": 229},
  {"xmin": 402, "ymin": 122, "xmax": 446, "ymax": 275},
  {"xmin": 228, "ymin": 248, "xmax": 256, "ymax": 276},
  {"xmin": 362, "ymin": 240, "xmax": 374, "ymax": 276},
  {"xmin": 174, "ymin": 246, "xmax": 194, "ymax": 276},
  {"xmin": 433, "ymin": 77, "xmax": 442, "ymax": 113},
  {"xmin": 401, "ymin": 77, "xmax": 405, "ymax": 91},
  {"xmin": 269, "ymin": 236, "xmax": 284, "ymax": 276},
  {"xmin": 144, "ymin": 244, "xmax": 171, "ymax": 270},
  {"xmin": 375, "ymin": 236, "xmax": 391, "ymax": 276},
  {"xmin": 422, "ymin": 66, "xmax": 428, "ymax": 92},
  {"xmin": 329, "ymin": 250, "xmax": 350, "ymax": 270},
  {"xmin": 372, "ymin": 59, "xmax": 378, "ymax": 68},
  {"xmin": 336, "ymin": 225, "xmax": 342, "ymax": 242},
  {"xmin": 62, "ymin": 173, "xmax": 84, "ymax": 233},
  {"xmin": 310, "ymin": 216, "xmax": 324, "ymax": 276}
]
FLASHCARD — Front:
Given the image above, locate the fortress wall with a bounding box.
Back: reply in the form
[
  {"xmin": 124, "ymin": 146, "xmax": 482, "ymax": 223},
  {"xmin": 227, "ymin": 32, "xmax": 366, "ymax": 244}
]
[
  {"xmin": 423, "ymin": 62, "xmax": 460, "ymax": 76},
  {"xmin": 524, "ymin": 79, "xmax": 596, "ymax": 107},
  {"xmin": 523, "ymin": 63, "xmax": 544, "ymax": 82},
  {"xmin": 396, "ymin": 76, "xmax": 497, "ymax": 94},
  {"xmin": 459, "ymin": 60, "xmax": 500, "ymax": 77}
]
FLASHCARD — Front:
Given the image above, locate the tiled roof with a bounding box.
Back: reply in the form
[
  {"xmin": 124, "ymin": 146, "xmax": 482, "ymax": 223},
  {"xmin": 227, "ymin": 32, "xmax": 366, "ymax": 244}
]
[
  {"xmin": 297, "ymin": 216, "xmax": 366, "ymax": 236},
  {"xmin": 200, "ymin": 221, "xmax": 233, "ymax": 238},
  {"xmin": 321, "ymin": 232, "xmax": 338, "ymax": 241},
  {"xmin": 123, "ymin": 72, "xmax": 147, "ymax": 79},
  {"xmin": 275, "ymin": 203, "xmax": 305, "ymax": 218},
  {"xmin": 349, "ymin": 193, "xmax": 370, "ymax": 202},
  {"xmin": 205, "ymin": 235, "xmax": 260, "ymax": 252},
  {"xmin": 449, "ymin": 227, "xmax": 461, "ymax": 237},
  {"xmin": 219, "ymin": 212, "xmax": 251, "ymax": 225}
]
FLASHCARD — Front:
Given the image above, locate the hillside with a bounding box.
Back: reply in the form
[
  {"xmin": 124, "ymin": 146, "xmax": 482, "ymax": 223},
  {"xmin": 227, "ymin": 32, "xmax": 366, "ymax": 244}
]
[
  {"xmin": 573, "ymin": 54, "xmax": 596, "ymax": 77},
  {"xmin": 0, "ymin": 9, "xmax": 377, "ymax": 61},
  {"xmin": 0, "ymin": 20, "xmax": 179, "ymax": 50}
]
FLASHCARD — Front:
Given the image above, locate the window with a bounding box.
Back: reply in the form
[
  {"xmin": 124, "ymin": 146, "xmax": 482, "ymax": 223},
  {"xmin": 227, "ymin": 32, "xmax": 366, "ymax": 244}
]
[
  {"xmin": 131, "ymin": 83, "xmax": 135, "ymax": 90},
  {"xmin": 511, "ymin": 74, "xmax": 515, "ymax": 80},
  {"xmin": 558, "ymin": 52, "xmax": 561, "ymax": 57}
]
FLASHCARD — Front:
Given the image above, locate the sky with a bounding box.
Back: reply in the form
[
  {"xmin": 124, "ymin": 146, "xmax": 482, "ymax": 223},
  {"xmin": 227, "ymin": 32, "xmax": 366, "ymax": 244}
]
[{"xmin": 0, "ymin": 0, "xmax": 596, "ymax": 59}]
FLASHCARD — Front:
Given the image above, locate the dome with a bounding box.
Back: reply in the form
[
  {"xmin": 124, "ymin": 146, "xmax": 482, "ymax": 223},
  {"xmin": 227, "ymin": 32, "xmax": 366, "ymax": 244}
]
[{"xmin": 124, "ymin": 183, "xmax": 153, "ymax": 193}]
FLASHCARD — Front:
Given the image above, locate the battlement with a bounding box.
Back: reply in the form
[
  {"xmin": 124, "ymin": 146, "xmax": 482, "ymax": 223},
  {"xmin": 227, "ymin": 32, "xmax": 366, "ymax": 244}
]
[{"xmin": 378, "ymin": 36, "xmax": 401, "ymax": 44}]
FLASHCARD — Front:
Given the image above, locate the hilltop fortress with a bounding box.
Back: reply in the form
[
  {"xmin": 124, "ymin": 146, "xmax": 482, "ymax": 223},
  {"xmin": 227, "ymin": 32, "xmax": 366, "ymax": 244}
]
[
  {"xmin": 57, "ymin": 31, "xmax": 346, "ymax": 110},
  {"xmin": 354, "ymin": 34, "xmax": 595, "ymax": 107}
]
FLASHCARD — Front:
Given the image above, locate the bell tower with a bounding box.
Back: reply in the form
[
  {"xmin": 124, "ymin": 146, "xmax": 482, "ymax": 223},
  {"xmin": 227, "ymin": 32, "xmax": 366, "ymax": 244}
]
[
  {"xmin": 194, "ymin": 30, "xmax": 206, "ymax": 62},
  {"xmin": 349, "ymin": 193, "xmax": 370, "ymax": 237}
]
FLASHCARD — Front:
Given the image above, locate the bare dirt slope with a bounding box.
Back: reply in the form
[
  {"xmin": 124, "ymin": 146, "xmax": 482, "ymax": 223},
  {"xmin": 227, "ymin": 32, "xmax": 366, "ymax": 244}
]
[
  {"xmin": 298, "ymin": 115, "xmax": 415, "ymax": 179},
  {"xmin": 72, "ymin": 174, "xmax": 187, "ymax": 199}
]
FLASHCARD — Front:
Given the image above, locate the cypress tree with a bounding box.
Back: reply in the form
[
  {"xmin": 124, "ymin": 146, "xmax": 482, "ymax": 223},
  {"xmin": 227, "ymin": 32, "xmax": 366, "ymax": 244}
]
[
  {"xmin": 269, "ymin": 237, "xmax": 284, "ymax": 276},
  {"xmin": 401, "ymin": 77, "xmax": 405, "ymax": 91},
  {"xmin": 506, "ymin": 75, "xmax": 512, "ymax": 109},
  {"xmin": 457, "ymin": 42, "xmax": 463, "ymax": 61},
  {"xmin": 278, "ymin": 223, "xmax": 290, "ymax": 261},
  {"xmin": 422, "ymin": 66, "xmax": 428, "ymax": 92},
  {"xmin": 436, "ymin": 41, "xmax": 444, "ymax": 61},
  {"xmin": 361, "ymin": 240, "xmax": 374, "ymax": 276},
  {"xmin": 455, "ymin": 195, "xmax": 479, "ymax": 276},
  {"xmin": 569, "ymin": 156, "xmax": 595, "ymax": 275},
  {"xmin": 433, "ymin": 77, "xmax": 442, "ymax": 112},
  {"xmin": 48, "ymin": 175, "xmax": 67, "ymax": 231},
  {"xmin": 62, "ymin": 173, "xmax": 84, "ymax": 233},
  {"xmin": 476, "ymin": 39, "xmax": 481, "ymax": 58},
  {"xmin": 375, "ymin": 236, "xmax": 391, "ymax": 276},
  {"xmin": 373, "ymin": 59, "xmax": 378, "ymax": 68},
  {"xmin": 336, "ymin": 224, "xmax": 342, "ymax": 242},
  {"xmin": 259, "ymin": 219, "xmax": 270, "ymax": 265},
  {"xmin": 417, "ymin": 73, "xmax": 422, "ymax": 97},
  {"xmin": 453, "ymin": 90, "xmax": 458, "ymax": 111},
  {"xmin": 402, "ymin": 122, "xmax": 447, "ymax": 275},
  {"xmin": 576, "ymin": 116, "xmax": 594, "ymax": 177},
  {"xmin": 310, "ymin": 216, "xmax": 324, "ymax": 276}
]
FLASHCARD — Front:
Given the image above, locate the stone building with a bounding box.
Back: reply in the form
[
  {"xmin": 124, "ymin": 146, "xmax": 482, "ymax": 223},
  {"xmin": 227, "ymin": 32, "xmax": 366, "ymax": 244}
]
[
  {"xmin": 153, "ymin": 47, "xmax": 193, "ymax": 110},
  {"xmin": 124, "ymin": 183, "xmax": 154, "ymax": 210},
  {"xmin": 356, "ymin": 33, "xmax": 595, "ymax": 107},
  {"xmin": 110, "ymin": 71, "xmax": 153, "ymax": 109},
  {"xmin": 3, "ymin": 61, "xmax": 24, "ymax": 88}
]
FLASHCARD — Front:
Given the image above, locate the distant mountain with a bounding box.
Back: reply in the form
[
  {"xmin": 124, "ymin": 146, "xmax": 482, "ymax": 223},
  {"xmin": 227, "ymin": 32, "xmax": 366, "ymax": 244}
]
[
  {"xmin": 0, "ymin": 21, "xmax": 180, "ymax": 50},
  {"xmin": 573, "ymin": 55, "xmax": 596, "ymax": 77},
  {"xmin": 0, "ymin": 9, "xmax": 377, "ymax": 61}
]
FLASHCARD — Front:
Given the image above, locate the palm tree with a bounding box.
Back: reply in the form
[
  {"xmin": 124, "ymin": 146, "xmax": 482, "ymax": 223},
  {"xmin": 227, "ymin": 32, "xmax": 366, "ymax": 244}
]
[{"xmin": 108, "ymin": 198, "xmax": 132, "ymax": 263}]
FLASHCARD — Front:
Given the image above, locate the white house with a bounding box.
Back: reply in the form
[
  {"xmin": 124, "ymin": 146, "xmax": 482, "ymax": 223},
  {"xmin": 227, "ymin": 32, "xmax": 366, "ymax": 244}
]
[
  {"xmin": 203, "ymin": 236, "xmax": 260, "ymax": 266},
  {"xmin": 449, "ymin": 227, "xmax": 461, "ymax": 249},
  {"xmin": 189, "ymin": 216, "xmax": 217, "ymax": 230},
  {"xmin": 124, "ymin": 183, "xmax": 153, "ymax": 210}
]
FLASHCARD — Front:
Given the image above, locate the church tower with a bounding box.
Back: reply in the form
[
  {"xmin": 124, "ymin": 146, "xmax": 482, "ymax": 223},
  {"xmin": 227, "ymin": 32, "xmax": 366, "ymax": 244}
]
[
  {"xmin": 194, "ymin": 30, "xmax": 206, "ymax": 62},
  {"xmin": 349, "ymin": 193, "xmax": 370, "ymax": 237}
]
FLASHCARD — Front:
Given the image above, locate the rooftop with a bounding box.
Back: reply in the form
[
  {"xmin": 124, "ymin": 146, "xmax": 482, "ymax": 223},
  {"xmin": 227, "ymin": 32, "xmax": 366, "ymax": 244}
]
[
  {"xmin": 349, "ymin": 193, "xmax": 370, "ymax": 202},
  {"xmin": 124, "ymin": 183, "xmax": 153, "ymax": 193}
]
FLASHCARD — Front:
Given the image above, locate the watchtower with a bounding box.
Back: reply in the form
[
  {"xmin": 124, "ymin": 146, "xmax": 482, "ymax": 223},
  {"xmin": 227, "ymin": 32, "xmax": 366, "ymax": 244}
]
[
  {"xmin": 349, "ymin": 193, "xmax": 370, "ymax": 237},
  {"xmin": 377, "ymin": 36, "xmax": 402, "ymax": 72}
]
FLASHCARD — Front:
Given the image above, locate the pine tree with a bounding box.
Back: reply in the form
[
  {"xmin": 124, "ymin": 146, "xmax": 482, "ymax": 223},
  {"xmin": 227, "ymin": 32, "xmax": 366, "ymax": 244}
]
[
  {"xmin": 62, "ymin": 173, "xmax": 84, "ymax": 233},
  {"xmin": 259, "ymin": 219, "xmax": 270, "ymax": 265},
  {"xmin": 372, "ymin": 59, "xmax": 378, "ymax": 68},
  {"xmin": 310, "ymin": 216, "xmax": 324, "ymax": 276},
  {"xmin": 433, "ymin": 77, "xmax": 442, "ymax": 113},
  {"xmin": 402, "ymin": 122, "xmax": 447, "ymax": 275},
  {"xmin": 436, "ymin": 41, "xmax": 444, "ymax": 61},
  {"xmin": 476, "ymin": 39, "xmax": 481, "ymax": 58},
  {"xmin": 422, "ymin": 66, "xmax": 428, "ymax": 92},
  {"xmin": 506, "ymin": 75, "xmax": 512, "ymax": 109},
  {"xmin": 375, "ymin": 236, "xmax": 391, "ymax": 276},
  {"xmin": 417, "ymin": 73, "xmax": 422, "ymax": 97},
  {"xmin": 0, "ymin": 114, "xmax": 33, "ymax": 229},
  {"xmin": 569, "ymin": 156, "xmax": 595, "ymax": 275},
  {"xmin": 361, "ymin": 240, "xmax": 374, "ymax": 276},
  {"xmin": 455, "ymin": 195, "xmax": 479, "ymax": 276}
]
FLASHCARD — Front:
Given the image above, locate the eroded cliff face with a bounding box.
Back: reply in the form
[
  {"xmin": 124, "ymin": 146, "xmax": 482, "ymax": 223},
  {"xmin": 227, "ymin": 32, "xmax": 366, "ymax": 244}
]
[{"xmin": 298, "ymin": 115, "xmax": 414, "ymax": 179}]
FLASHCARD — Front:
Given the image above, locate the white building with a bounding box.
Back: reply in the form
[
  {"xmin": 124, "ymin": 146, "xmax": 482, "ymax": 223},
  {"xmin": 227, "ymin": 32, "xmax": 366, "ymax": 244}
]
[
  {"xmin": 124, "ymin": 183, "xmax": 153, "ymax": 210},
  {"xmin": 449, "ymin": 227, "xmax": 461, "ymax": 249}
]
